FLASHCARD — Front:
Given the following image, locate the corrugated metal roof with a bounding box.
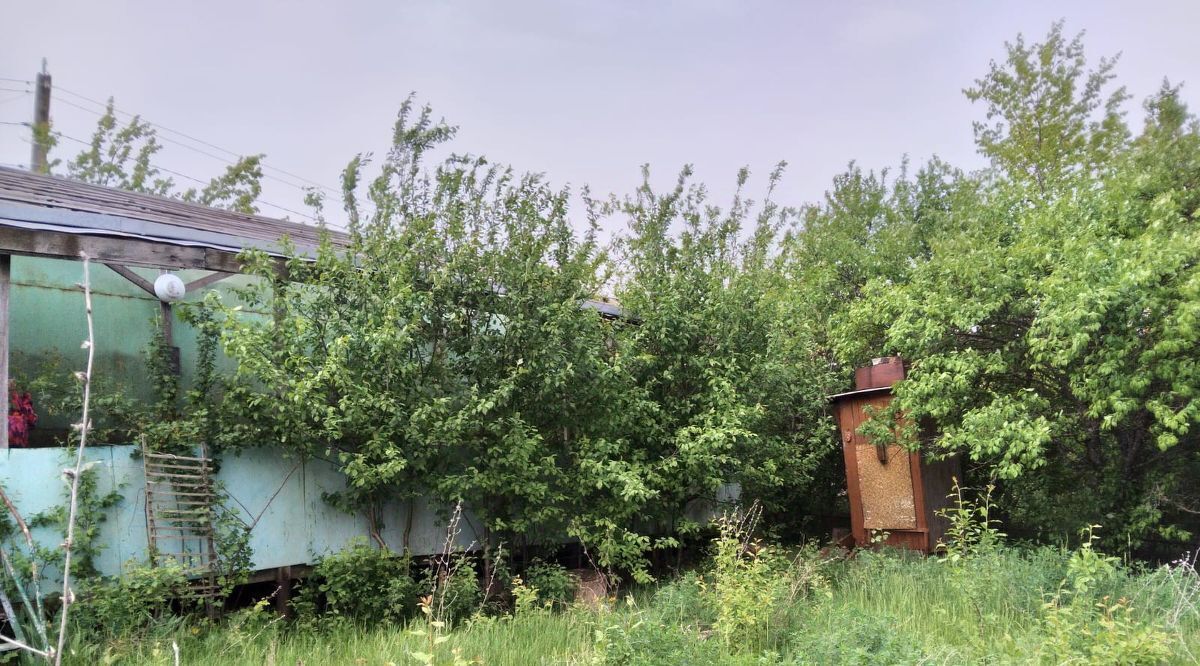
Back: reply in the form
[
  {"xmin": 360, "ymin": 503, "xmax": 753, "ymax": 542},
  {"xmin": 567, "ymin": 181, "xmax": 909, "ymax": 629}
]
[
  {"xmin": 0, "ymin": 168, "xmax": 634, "ymax": 317},
  {"xmin": 0, "ymin": 166, "xmax": 345, "ymax": 256}
]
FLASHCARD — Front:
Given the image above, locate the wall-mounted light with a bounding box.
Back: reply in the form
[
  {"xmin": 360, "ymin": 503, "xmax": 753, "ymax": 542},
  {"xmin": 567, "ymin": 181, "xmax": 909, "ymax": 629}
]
[{"xmin": 153, "ymin": 273, "xmax": 186, "ymax": 302}]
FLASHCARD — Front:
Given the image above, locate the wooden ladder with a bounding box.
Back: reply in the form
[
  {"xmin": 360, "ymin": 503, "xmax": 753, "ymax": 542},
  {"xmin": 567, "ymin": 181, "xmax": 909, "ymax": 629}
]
[{"xmin": 142, "ymin": 446, "xmax": 221, "ymax": 610}]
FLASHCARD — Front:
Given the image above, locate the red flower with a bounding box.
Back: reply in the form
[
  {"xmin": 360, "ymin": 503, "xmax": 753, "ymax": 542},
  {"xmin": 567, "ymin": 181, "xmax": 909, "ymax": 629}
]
[{"xmin": 8, "ymin": 383, "xmax": 36, "ymax": 447}]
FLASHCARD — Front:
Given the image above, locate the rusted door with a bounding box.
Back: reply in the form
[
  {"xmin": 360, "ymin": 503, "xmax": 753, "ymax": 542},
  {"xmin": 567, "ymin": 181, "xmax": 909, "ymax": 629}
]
[{"xmin": 839, "ymin": 395, "xmax": 918, "ymax": 530}]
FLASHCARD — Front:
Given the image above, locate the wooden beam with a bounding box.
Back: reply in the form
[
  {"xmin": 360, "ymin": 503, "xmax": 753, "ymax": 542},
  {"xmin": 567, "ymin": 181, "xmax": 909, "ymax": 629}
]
[
  {"xmin": 0, "ymin": 226, "xmax": 248, "ymax": 272},
  {"xmin": 184, "ymin": 271, "xmax": 233, "ymax": 293},
  {"xmin": 104, "ymin": 263, "xmax": 156, "ymax": 296},
  {"xmin": 0, "ymin": 255, "xmax": 8, "ymax": 450}
]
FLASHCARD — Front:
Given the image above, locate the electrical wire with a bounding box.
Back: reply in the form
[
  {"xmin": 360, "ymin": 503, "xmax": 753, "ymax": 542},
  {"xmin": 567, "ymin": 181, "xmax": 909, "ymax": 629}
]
[
  {"xmin": 52, "ymin": 130, "xmax": 319, "ymax": 221},
  {"xmin": 0, "ymin": 92, "xmax": 31, "ymax": 107},
  {"xmin": 51, "ymin": 85, "xmax": 339, "ymax": 195}
]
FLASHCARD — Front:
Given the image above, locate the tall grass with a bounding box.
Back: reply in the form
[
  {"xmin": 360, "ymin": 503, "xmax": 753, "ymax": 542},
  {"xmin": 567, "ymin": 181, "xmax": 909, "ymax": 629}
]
[
  {"xmin": 64, "ymin": 609, "xmax": 602, "ymax": 665},
  {"xmin": 58, "ymin": 544, "xmax": 1200, "ymax": 665}
]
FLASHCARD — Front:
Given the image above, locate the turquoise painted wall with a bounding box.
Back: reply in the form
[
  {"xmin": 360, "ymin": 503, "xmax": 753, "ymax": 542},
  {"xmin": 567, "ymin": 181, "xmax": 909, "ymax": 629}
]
[
  {"xmin": 0, "ymin": 445, "xmax": 484, "ymax": 581},
  {"xmin": 4, "ymin": 255, "xmax": 486, "ymax": 578}
]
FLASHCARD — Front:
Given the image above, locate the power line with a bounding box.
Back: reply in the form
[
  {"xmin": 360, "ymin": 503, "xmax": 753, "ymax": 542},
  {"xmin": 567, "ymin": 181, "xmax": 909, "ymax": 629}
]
[
  {"xmin": 0, "ymin": 77, "xmax": 32, "ymax": 85},
  {"xmin": 51, "ymin": 85, "xmax": 339, "ymax": 195},
  {"xmin": 0, "ymin": 92, "xmax": 31, "ymax": 107},
  {"xmin": 53, "ymin": 93, "xmax": 332, "ymax": 200},
  {"xmin": 52, "ymin": 130, "xmax": 318, "ymax": 222},
  {"xmin": 0, "ymin": 87, "xmax": 31, "ymax": 94},
  {"xmin": 54, "ymin": 96, "xmax": 262, "ymax": 167}
]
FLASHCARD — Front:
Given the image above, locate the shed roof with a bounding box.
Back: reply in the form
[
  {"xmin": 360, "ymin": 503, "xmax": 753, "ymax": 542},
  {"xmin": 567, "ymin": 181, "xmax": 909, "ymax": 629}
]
[{"xmin": 0, "ymin": 166, "xmax": 345, "ymax": 270}]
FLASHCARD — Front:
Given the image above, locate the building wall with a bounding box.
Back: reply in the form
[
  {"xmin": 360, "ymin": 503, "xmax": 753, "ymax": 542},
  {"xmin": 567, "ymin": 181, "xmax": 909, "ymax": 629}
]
[
  {"xmin": 5, "ymin": 255, "xmax": 484, "ymax": 579},
  {"xmin": 0, "ymin": 444, "xmax": 483, "ymax": 581},
  {"xmin": 9, "ymin": 254, "xmax": 262, "ymax": 435}
]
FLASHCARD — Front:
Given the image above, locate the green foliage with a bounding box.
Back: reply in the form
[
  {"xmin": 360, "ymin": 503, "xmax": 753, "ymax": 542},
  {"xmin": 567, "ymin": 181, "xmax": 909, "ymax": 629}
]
[
  {"xmin": 699, "ymin": 509, "xmax": 830, "ymax": 652},
  {"xmin": 13, "ymin": 350, "xmax": 143, "ymax": 445},
  {"xmin": 591, "ymin": 616, "xmax": 725, "ymax": 666},
  {"xmin": 72, "ymin": 561, "xmax": 193, "ymax": 638},
  {"xmin": 964, "ymin": 20, "xmax": 1130, "ymax": 193},
  {"xmin": 309, "ymin": 539, "xmax": 418, "ymax": 623},
  {"xmin": 50, "ymin": 96, "xmax": 265, "ymax": 212},
  {"xmin": 833, "ymin": 23, "xmax": 1200, "ymax": 543},
  {"xmin": 66, "ymin": 98, "xmax": 174, "ymax": 196},
  {"xmin": 704, "ymin": 511, "xmax": 790, "ymax": 647},
  {"xmin": 214, "ymin": 97, "xmax": 827, "ymax": 579},
  {"xmin": 611, "ymin": 162, "xmax": 839, "ymax": 542},
  {"xmin": 30, "ymin": 460, "xmax": 122, "ymax": 580},
  {"xmin": 937, "ymin": 480, "xmax": 1005, "ymax": 564},
  {"xmin": 49, "ymin": 533, "xmax": 1200, "ymax": 665},
  {"xmin": 522, "ymin": 560, "xmax": 576, "ymax": 609},
  {"xmin": 181, "ymin": 155, "xmax": 265, "ymax": 214},
  {"xmin": 785, "ymin": 608, "xmax": 926, "ymax": 665},
  {"xmin": 1038, "ymin": 595, "xmax": 1173, "ymax": 665},
  {"xmin": 1036, "ymin": 528, "xmax": 1173, "ymax": 664},
  {"xmin": 210, "ymin": 483, "xmax": 253, "ymax": 596},
  {"xmin": 423, "ymin": 555, "xmax": 482, "ymax": 622}
]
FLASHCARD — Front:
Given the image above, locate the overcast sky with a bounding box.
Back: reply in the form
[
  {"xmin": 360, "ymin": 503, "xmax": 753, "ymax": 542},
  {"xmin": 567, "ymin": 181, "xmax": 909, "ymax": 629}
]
[{"xmin": 2, "ymin": 1, "xmax": 1197, "ymax": 232}]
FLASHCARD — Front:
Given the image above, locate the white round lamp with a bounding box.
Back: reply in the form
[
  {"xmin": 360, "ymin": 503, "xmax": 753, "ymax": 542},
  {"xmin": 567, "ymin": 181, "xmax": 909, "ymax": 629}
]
[{"xmin": 153, "ymin": 273, "xmax": 186, "ymax": 302}]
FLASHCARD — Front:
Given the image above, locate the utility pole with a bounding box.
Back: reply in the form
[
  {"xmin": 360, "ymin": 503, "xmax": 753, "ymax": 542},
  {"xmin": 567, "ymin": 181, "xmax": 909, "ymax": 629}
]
[{"xmin": 30, "ymin": 59, "xmax": 51, "ymax": 173}]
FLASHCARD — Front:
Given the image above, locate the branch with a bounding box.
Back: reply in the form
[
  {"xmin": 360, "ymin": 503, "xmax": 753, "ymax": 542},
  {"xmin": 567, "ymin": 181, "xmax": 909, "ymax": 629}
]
[
  {"xmin": 54, "ymin": 253, "xmax": 97, "ymax": 666},
  {"xmin": 0, "ymin": 485, "xmax": 33, "ymax": 546},
  {"xmin": 0, "ymin": 634, "xmax": 49, "ymax": 659}
]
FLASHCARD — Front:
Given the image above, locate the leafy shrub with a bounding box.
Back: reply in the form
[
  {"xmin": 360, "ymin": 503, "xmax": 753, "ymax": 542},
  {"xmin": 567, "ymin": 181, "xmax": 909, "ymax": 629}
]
[
  {"xmin": 423, "ymin": 556, "xmax": 482, "ymax": 621},
  {"xmin": 592, "ymin": 616, "xmax": 725, "ymax": 666},
  {"xmin": 312, "ymin": 540, "xmax": 417, "ymax": 623},
  {"xmin": 73, "ymin": 561, "xmax": 192, "ymax": 637},
  {"xmin": 1031, "ymin": 526, "xmax": 1176, "ymax": 664},
  {"xmin": 648, "ymin": 572, "xmax": 713, "ymax": 627},
  {"xmin": 701, "ymin": 507, "xmax": 825, "ymax": 650},
  {"xmin": 524, "ymin": 560, "xmax": 576, "ymax": 608},
  {"xmin": 1037, "ymin": 596, "xmax": 1172, "ymax": 664}
]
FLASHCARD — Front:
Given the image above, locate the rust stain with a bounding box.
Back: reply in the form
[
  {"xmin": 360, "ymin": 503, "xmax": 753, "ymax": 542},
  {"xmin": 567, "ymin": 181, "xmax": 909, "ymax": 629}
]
[{"xmin": 855, "ymin": 444, "xmax": 917, "ymax": 529}]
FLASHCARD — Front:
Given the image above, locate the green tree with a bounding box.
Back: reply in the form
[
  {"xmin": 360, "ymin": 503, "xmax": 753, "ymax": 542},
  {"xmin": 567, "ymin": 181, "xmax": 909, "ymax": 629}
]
[
  {"xmin": 67, "ymin": 98, "xmax": 173, "ymax": 195},
  {"xmin": 964, "ymin": 20, "xmax": 1129, "ymax": 194},
  {"xmin": 610, "ymin": 163, "xmax": 834, "ymax": 540},
  {"xmin": 836, "ymin": 25, "xmax": 1200, "ymax": 542},
  {"xmin": 216, "ymin": 99, "xmax": 664, "ymax": 577},
  {"xmin": 55, "ymin": 97, "xmax": 265, "ymax": 213}
]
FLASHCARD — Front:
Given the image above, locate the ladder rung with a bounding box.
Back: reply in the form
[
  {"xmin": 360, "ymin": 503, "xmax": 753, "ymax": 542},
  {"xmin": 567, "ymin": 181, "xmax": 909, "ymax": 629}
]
[
  {"xmin": 144, "ymin": 460, "xmax": 213, "ymax": 471},
  {"xmin": 144, "ymin": 452, "xmax": 213, "ymax": 463},
  {"xmin": 145, "ymin": 489, "xmax": 215, "ymax": 498}
]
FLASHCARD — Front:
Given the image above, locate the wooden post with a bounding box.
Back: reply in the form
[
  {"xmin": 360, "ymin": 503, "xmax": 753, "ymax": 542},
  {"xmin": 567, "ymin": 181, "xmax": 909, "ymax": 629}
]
[
  {"xmin": 158, "ymin": 271, "xmax": 180, "ymax": 375},
  {"xmin": 29, "ymin": 62, "xmax": 51, "ymax": 174},
  {"xmin": 0, "ymin": 254, "xmax": 9, "ymax": 450},
  {"xmin": 274, "ymin": 566, "xmax": 292, "ymax": 618}
]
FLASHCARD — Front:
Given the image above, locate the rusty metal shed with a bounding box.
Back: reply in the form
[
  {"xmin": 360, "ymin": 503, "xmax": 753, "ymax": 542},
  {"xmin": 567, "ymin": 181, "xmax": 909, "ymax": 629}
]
[{"xmin": 830, "ymin": 357, "xmax": 960, "ymax": 553}]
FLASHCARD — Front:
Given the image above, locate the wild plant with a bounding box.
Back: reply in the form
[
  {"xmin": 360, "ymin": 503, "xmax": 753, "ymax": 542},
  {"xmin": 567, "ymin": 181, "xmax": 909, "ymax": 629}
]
[
  {"xmin": 509, "ymin": 575, "xmax": 542, "ymax": 615},
  {"xmin": 524, "ymin": 560, "xmax": 577, "ymax": 610},
  {"xmin": 1035, "ymin": 526, "xmax": 1174, "ymax": 664},
  {"xmin": 936, "ymin": 478, "xmax": 1005, "ymax": 564},
  {"xmin": 932, "ymin": 479, "xmax": 1015, "ymax": 647},
  {"xmin": 701, "ymin": 503, "xmax": 828, "ymax": 652}
]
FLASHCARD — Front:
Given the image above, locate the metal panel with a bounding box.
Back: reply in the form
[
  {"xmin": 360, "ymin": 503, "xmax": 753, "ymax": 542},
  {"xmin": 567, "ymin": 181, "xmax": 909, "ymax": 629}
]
[
  {"xmin": 0, "ymin": 166, "xmax": 344, "ymax": 254},
  {"xmin": 855, "ymin": 443, "xmax": 918, "ymax": 530},
  {"xmin": 0, "ymin": 444, "xmax": 489, "ymax": 586}
]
